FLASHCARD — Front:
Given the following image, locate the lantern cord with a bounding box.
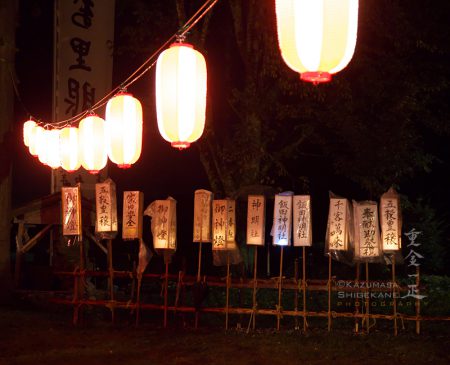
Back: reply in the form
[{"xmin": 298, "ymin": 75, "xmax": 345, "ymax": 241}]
[{"xmin": 34, "ymin": 0, "xmax": 220, "ymax": 128}]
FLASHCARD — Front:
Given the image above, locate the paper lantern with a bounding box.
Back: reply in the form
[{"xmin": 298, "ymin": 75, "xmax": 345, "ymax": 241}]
[
  {"xmin": 37, "ymin": 129, "xmax": 50, "ymax": 165},
  {"xmin": 353, "ymin": 200, "xmax": 381, "ymax": 260},
  {"xmin": 193, "ymin": 189, "xmax": 213, "ymax": 242},
  {"xmin": 293, "ymin": 195, "xmax": 312, "ymax": 247},
  {"xmin": 326, "ymin": 197, "xmax": 350, "ymax": 251},
  {"xmin": 122, "ymin": 191, "xmax": 144, "ymax": 240},
  {"xmin": 246, "ymin": 195, "xmax": 266, "ymax": 246},
  {"xmin": 60, "ymin": 127, "xmax": 81, "ymax": 172},
  {"xmin": 95, "ymin": 179, "xmax": 118, "ymax": 238},
  {"xmin": 29, "ymin": 125, "xmax": 44, "ymax": 157},
  {"xmin": 23, "ymin": 119, "xmax": 37, "ymax": 147},
  {"xmin": 212, "ymin": 199, "xmax": 236, "ymax": 250},
  {"xmin": 105, "ymin": 93, "xmax": 143, "ymax": 168},
  {"xmin": 275, "ymin": 0, "xmax": 359, "ymax": 83},
  {"xmin": 156, "ymin": 42, "xmax": 207, "ymax": 149},
  {"xmin": 144, "ymin": 198, "xmax": 177, "ymax": 250},
  {"xmin": 46, "ymin": 129, "xmax": 61, "ymax": 169},
  {"xmin": 78, "ymin": 114, "xmax": 107, "ymax": 174},
  {"xmin": 273, "ymin": 194, "xmax": 293, "ymax": 246}
]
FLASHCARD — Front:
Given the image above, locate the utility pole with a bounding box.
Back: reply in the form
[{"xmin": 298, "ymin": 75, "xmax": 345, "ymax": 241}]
[{"xmin": 0, "ymin": 0, "xmax": 17, "ymax": 302}]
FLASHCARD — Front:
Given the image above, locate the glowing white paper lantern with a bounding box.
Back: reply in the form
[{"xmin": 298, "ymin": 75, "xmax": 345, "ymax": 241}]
[
  {"xmin": 273, "ymin": 194, "xmax": 293, "ymax": 246},
  {"xmin": 23, "ymin": 119, "xmax": 37, "ymax": 147},
  {"xmin": 60, "ymin": 127, "xmax": 81, "ymax": 172},
  {"xmin": 78, "ymin": 114, "xmax": 107, "ymax": 174},
  {"xmin": 293, "ymin": 195, "xmax": 312, "ymax": 247},
  {"xmin": 46, "ymin": 129, "xmax": 62, "ymax": 169}
]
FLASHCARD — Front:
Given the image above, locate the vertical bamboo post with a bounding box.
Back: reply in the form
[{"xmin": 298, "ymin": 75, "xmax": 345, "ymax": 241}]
[
  {"xmin": 78, "ymin": 236, "xmax": 85, "ymax": 324},
  {"xmin": 225, "ymin": 254, "xmax": 230, "ymax": 330},
  {"xmin": 195, "ymin": 241, "xmax": 202, "ymax": 329},
  {"xmin": 416, "ymin": 265, "xmax": 421, "ymax": 335},
  {"xmin": 72, "ymin": 266, "xmax": 79, "ymax": 326},
  {"xmin": 276, "ymin": 246, "xmax": 284, "ymax": 331},
  {"xmin": 164, "ymin": 259, "xmax": 169, "ymax": 328},
  {"xmin": 392, "ymin": 254, "xmax": 398, "ymax": 336},
  {"xmin": 135, "ymin": 276, "xmax": 141, "ymax": 326},
  {"xmin": 107, "ymin": 239, "xmax": 115, "ymax": 324},
  {"xmin": 14, "ymin": 222, "xmax": 24, "ymax": 288},
  {"xmin": 302, "ymin": 246, "xmax": 307, "ymax": 332},
  {"xmin": 365, "ymin": 261, "xmax": 370, "ymax": 333},
  {"xmin": 252, "ymin": 246, "xmax": 258, "ymax": 330},
  {"xmin": 327, "ymin": 254, "xmax": 332, "ymax": 332},
  {"xmin": 294, "ymin": 258, "xmax": 299, "ymax": 330},
  {"xmin": 355, "ymin": 263, "xmax": 360, "ymax": 333}
]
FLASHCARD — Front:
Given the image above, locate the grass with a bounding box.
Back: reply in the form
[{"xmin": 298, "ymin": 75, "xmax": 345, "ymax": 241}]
[{"xmin": 1, "ymin": 305, "xmax": 449, "ymax": 365}]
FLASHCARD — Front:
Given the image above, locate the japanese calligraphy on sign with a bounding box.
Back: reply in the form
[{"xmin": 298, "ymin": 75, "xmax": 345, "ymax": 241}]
[
  {"xmin": 380, "ymin": 188, "xmax": 401, "ymax": 251},
  {"xmin": 327, "ymin": 198, "xmax": 349, "ymax": 251},
  {"xmin": 95, "ymin": 179, "xmax": 117, "ymax": 236},
  {"xmin": 246, "ymin": 195, "xmax": 265, "ymax": 246},
  {"xmin": 212, "ymin": 200, "xmax": 236, "ymax": 250},
  {"xmin": 122, "ymin": 191, "xmax": 143, "ymax": 240},
  {"xmin": 402, "ymin": 228, "xmax": 426, "ymax": 300},
  {"xmin": 52, "ymin": 0, "xmax": 114, "ymax": 198},
  {"xmin": 273, "ymin": 194, "xmax": 292, "ymax": 246},
  {"xmin": 146, "ymin": 199, "xmax": 177, "ymax": 250},
  {"xmin": 62, "ymin": 186, "xmax": 82, "ymax": 236},
  {"xmin": 354, "ymin": 201, "xmax": 381, "ymax": 259},
  {"xmin": 193, "ymin": 189, "xmax": 213, "ymax": 242},
  {"xmin": 293, "ymin": 195, "xmax": 312, "ymax": 247}
]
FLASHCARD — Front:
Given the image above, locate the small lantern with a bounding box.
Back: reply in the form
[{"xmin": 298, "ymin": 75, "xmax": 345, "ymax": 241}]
[
  {"xmin": 105, "ymin": 93, "xmax": 143, "ymax": 168},
  {"xmin": 60, "ymin": 127, "xmax": 81, "ymax": 172},
  {"xmin": 37, "ymin": 129, "xmax": 50, "ymax": 165},
  {"xmin": 156, "ymin": 42, "xmax": 207, "ymax": 149},
  {"xmin": 78, "ymin": 114, "xmax": 107, "ymax": 174},
  {"xmin": 275, "ymin": 0, "xmax": 359, "ymax": 83},
  {"xmin": 46, "ymin": 129, "xmax": 61, "ymax": 169},
  {"xmin": 23, "ymin": 119, "xmax": 37, "ymax": 147}
]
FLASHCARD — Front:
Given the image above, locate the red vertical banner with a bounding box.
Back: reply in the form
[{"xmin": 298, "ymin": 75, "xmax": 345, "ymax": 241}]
[{"xmin": 52, "ymin": 0, "xmax": 115, "ymax": 198}]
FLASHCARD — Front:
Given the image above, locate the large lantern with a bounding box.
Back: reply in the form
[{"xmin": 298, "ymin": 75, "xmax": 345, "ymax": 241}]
[
  {"xmin": 37, "ymin": 128, "xmax": 50, "ymax": 165},
  {"xmin": 78, "ymin": 114, "xmax": 107, "ymax": 174},
  {"xmin": 105, "ymin": 93, "xmax": 143, "ymax": 168},
  {"xmin": 155, "ymin": 42, "xmax": 207, "ymax": 149},
  {"xmin": 60, "ymin": 127, "xmax": 81, "ymax": 172},
  {"xmin": 23, "ymin": 119, "xmax": 37, "ymax": 147},
  {"xmin": 29, "ymin": 125, "xmax": 44, "ymax": 157},
  {"xmin": 275, "ymin": 0, "xmax": 359, "ymax": 83},
  {"xmin": 46, "ymin": 129, "xmax": 61, "ymax": 169}
]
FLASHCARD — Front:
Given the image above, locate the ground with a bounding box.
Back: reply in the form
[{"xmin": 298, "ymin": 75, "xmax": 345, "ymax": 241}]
[{"xmin": 1, "ymin": 306, "xmax": 449, "ymax": 365}]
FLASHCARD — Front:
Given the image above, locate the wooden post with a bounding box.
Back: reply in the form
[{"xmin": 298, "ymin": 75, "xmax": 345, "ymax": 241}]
[
  {"xmin": 164, "ymin": 259, "xmax": 169, "ymax": 328},
  {"xmin": 355, "ymin": 263, "xmax": 360, "ymax": 333},
  {"xmin": 294, "ymin": 258, "xmax": 299, "ymax": 330},
  {"xmin": 276, "ymin": 246, "xmax": 284, "ymax": 331},
  {"xmin": 225, "ymin": 254, "xmax": 230, "ymax": 330},
  {"xmin": 302, "ymin": 246, "xmax": 307, "ymax": 332},
  {"xmin": 14, "ymin": 222, "xmax": 24, "ymax": 288},
  {"xmin": 327, "ymin": 254, "xmax": 332, "ymax": 332},
  {"xmin": 392, "ymin": 254, "xmax": 398, "ymax": 336},
  {"xmin": 107, "ymin": 239, "xmax": 115, "ymax": 324},
  {"xmin": 365, "ymin": 261, "xmax": 370, "ymax": 333},
  {"xmin": 252, "ymin": 247, "xmax": 258, "ymax": 330},
  {"xmin": 416, "ymin": 265, "xmax": 421, "ymax": 335},
  {"xmin": 194, "ymin": 241, "xmax": 202, "ymax": 329}
]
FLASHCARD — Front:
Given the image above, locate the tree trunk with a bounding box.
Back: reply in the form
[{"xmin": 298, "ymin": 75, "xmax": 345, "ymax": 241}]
[{"xmin": 0, "ymin": 0, "xmax": 17, "ymax": 302}]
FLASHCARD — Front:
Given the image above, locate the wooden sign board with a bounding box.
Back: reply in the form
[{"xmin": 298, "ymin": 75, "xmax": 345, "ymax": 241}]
[
  {"xmin": 354, "ymin": 202, "xmax": 381, "ymax": 259},
  {"xmin": 193, "ymin": 189, "xmax": 213, "ymax": 242},
  {"xmin": 246, "ymin": 195, "xmax": 265, "ymax": 246},
  {"xmin": 212, "ymin": 199, "xmax": 236, "ymax": 250},
  {"xmin": 273, "ymin": 194, "xmax": 292, "ymax": 246},
  {"xmin": 61, "ymin": 185, "xmax": 82, "ymax": 236},
  {"xmin": 152, "ymin": 199, "xmax": 177, "ymax": 250},
  {"xmin": 327, "ymin": 198, "xmax": 349, "ymax": 251},
  {"xmin": 95, "ymin": 179, "xmax": 118, "ymax": 234},
  {"xmin": 380, "ymin": 190, "xmax": 401, "ymax": 251},
  {"xmin": 293, "ymin": 195, "xmax": 312, "ymax": 247},
  {"xmin": 122, "ymin": 191, "xmax": 144, "ymax": 240}
]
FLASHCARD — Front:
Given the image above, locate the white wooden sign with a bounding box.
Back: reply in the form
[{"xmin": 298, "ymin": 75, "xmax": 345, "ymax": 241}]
[
  {"xmin": 293, "ymin": 195, "xmax": 312, "ymax": 247},
  {"xmin": 327, "ymin": 198, "xmax": 349, "ymax": 251},
  {"xmin": 354, "ymin": 201, "xmax": 381, "ymax": 259},
  {"xmin": 273, "ymin": 194, "xmax": 292, "ymax": 246},
  {"xmin": 246, "ymin": 195, "xmax": 265, "ymax": 246},
  {"xmin": 193, "ymin": 189, "xmax": 212, "ymax": 242},
  {"xmin": 212, "ymin": 199, "xmax": 236, "ymax": 250},
  {"xmin": 122, "ymin": 191, "xmax": 143, "ymax": 240},
  {"xmin": 95, "ymin": 179, "xmax": 117, "ymax": 234},
  {"xmin": 151, "ymin": 199, "xmax": 177, "ymax": 250},
  {"xmin": 380, "ymin": 189, "xmax": 401, "ymax": 251}
]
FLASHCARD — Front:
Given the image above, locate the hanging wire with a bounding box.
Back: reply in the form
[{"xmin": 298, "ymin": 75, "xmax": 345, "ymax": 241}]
[{"xmin": 26, "ymin": 0, "xmax": 220, "ymax": 128}]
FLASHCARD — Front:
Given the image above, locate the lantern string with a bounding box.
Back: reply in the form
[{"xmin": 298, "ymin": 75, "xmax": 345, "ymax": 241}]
[{"xmin": 31, "ymin": 0, "xmax": 220, "ymax": 128}]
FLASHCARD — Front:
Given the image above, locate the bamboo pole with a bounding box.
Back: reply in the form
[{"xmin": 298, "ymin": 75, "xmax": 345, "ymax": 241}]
[
  {"xmin": 355, "ymin": 263, "xmax": 360, "ymax": 333},
  {"xmin": 194, "ymin": 241, "xmax": 202, "ymax": 329},
  {"xmin": 302, "ymin": 246, "xmax": 307, "ymax": 332},
  {"xmin": 392, "ymin": 254, "xmax": 397, "ymax": 336},
  {"xmin": 327, "ymin": 254, "xmax": 332, "ymax": 332},
  {"xmin": 164, "ymin": 259, "xmax": 169, "ymax": 328},
  {"xmin": 294, "ymin": 258, "xmax": 299, "ymax": 330},
  {"xmin": 107, "ymin": 239, "xmax": 115, "ymax": 324},
  {"xmin": 276, "ymin": 246, "xmax": 284, "ymax": 331},
  {"xmin": 365, "ymin": 261, "xmax": 370, "ymax": 333},
  {"xmin": 416, "ymin": 265, "xmax": 421, "ymax": 335},
  {"xmin": 225, "ymin": 254, "xmax": 230, "ymax": 330},
  {"xmin": 14, "ymin": 222, "xmax": 24, "ymax": 288},
  {"xmin": 252, "ymin": 247, "xmax": 258, "ymax": 330}
]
